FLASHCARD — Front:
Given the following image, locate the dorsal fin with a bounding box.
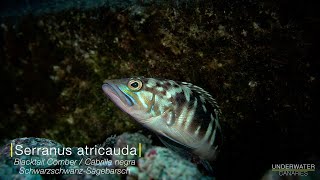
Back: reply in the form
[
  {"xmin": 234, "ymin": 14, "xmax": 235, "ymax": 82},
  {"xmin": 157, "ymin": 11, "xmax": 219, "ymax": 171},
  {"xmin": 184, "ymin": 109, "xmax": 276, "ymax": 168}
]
[{"xmin": 181, "ymin": 82, "xmax": 221, "ymax": 115}]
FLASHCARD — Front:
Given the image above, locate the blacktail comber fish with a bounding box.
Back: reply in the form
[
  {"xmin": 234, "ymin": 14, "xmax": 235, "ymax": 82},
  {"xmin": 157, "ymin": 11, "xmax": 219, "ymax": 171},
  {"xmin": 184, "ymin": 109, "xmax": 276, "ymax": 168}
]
[{"xmin": 102, "ymin": 77, "xmax": 222, "ymax": 172}]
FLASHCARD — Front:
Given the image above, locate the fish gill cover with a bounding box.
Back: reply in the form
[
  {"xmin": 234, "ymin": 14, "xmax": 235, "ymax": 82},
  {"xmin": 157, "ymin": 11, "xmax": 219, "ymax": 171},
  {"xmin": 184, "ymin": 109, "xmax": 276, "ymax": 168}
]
[{"xmin": 0, "ymin": 0, "xmax": 319, "ymax": 179}]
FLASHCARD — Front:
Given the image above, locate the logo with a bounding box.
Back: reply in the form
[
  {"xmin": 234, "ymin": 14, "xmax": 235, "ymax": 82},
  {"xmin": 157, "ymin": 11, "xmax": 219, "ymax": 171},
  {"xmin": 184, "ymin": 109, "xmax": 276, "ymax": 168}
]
[{"xmin": 272, "ymin": 164, "xmax": 316, "ymax": 176}]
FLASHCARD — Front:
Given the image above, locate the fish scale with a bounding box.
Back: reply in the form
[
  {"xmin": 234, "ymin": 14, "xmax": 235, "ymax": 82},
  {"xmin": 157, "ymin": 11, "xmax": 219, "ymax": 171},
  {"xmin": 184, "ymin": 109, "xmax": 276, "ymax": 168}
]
[{"xmin": 102, "ymin": 77, "xmax": 222, "ymax": 162}]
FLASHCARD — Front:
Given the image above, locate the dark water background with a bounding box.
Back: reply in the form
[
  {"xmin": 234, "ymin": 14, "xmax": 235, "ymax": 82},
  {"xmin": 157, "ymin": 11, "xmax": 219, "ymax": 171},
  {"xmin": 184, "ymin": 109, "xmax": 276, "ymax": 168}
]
[{"xmin": 0, "ymin": 0, "xmax": 319, "ymax": 179}]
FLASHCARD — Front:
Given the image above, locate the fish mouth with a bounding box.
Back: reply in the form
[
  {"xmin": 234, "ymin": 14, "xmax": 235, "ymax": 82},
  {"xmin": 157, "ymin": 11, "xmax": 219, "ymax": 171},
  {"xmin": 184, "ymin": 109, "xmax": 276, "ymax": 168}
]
[{"xmin": 102, "ymin": 83, "xmax": 133, "ymax": 107}]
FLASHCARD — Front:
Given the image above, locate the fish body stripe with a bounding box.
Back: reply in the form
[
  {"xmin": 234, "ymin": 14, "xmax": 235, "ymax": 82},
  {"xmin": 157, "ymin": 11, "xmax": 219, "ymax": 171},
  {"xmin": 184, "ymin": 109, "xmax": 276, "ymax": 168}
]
[
  {"xmin": 202, "ymin": 116, "xmax": 214, "ymax": 144},
  {"xmin": 182, "ymin": 86, "xmax": 191, "ymax": 102},
  {"xmin": 146, "ymin": 93, "xmax": 155, "ymax": 112},
  {"xmin": 200, "ymin": 95, "xmax": 206, "ymax": 103},
  {"xmin": 150, "ymin": 95, "xmax": 159, "ymax": 116},
  {"xmin": 168, "ymin": 87, "xmax": 182, "ymax": 96},
  {"xmin": 165, "ymin": 91, "xmax": 172, "ymax": 98},
  {"xmin": 209, "ymin": 126, "xmax": 217, "ymax": 146},
  {"xmin": 202, "ymin": 104, "xmax": 207, "ymax": 113},
  {"xmin": 156, "ymin": 87, "xmax": 164, "ymax": 92},
  {"xmin": 146, "ymin": 78, "xmax": 157, "ymax": 88},
  {"xmin": 177, "ymin": 104, "xmax": 188, "ymax": 127},
  {"xmin": 184, "ymin": 98, "xmax": 198, "ymax": 131},
  {"xmin": 194, "ymin": 125, "xmax": 201, "ymax": 137},
  {"xmin": 214, "ymin": 109, "xmax": 221, "ymax": 129}
]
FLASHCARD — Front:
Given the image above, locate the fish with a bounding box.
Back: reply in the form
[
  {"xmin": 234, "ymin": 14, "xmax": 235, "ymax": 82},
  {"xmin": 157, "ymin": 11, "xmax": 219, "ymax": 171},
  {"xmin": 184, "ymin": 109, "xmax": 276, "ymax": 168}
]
[{"xmin": 102, "ymin": 77, "xmax": 222, "ymax": 163}]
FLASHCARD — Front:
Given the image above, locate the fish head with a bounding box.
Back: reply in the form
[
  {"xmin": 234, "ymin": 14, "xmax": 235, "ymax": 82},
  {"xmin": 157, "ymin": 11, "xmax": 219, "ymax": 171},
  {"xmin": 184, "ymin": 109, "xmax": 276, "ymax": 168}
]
[{"xmin": 102, "ymin": 77, "xmax": 157, "ymax": 121}]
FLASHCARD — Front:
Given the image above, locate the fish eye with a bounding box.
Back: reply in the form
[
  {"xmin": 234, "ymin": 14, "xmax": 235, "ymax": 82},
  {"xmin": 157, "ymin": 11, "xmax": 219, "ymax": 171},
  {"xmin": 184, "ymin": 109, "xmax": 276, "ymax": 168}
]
[{"xmin": 128, "ymin": 79, "xmax": 143, "ymax": 91}]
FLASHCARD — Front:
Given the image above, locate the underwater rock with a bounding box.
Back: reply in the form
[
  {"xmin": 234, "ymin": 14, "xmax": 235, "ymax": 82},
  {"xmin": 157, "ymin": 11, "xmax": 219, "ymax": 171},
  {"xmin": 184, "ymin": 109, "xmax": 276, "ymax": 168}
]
[
  {"xmin": 0, "ymin": 138, "xmax": 63, "ymax": 168},
  {"xmin": 0, "ymin": 133, "xmax": 210, "ymax": 179},
  {"xmin": 112, "ymin": 132, "xmax": 152, "ymax": 168},
  {"xmin": 0, "ymin": 138, "xmax": 63, "ymax": 179},
  {"xmin": 132, "ymin": 147, "xmax": 211, "ymax": 180},
  {"xmin": 0, "ymin": 134, "xmax": 140, "ymax": 179},
  {"xmin": 0, "ymin": 137, "xmax": 120, "ymax": 179},
  {"xmin": 99, "ymin": 134, "xmax": 118, "ymax": 149}
]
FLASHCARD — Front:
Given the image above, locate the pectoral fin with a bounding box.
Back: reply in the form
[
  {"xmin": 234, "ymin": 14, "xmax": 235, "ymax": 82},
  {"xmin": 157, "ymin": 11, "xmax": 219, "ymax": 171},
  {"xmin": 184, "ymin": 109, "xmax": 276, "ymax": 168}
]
[{"xmin": 157, "ymin": 135, "xmax": 214, "ymax": 176}]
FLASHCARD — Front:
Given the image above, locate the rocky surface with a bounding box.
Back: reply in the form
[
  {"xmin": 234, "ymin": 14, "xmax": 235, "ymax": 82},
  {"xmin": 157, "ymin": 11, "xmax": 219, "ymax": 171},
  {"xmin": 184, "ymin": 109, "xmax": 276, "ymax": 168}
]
[
  {"xmin": 0, "ymin": 133, "xmax": 210, "ymax": 179},
  {"xmin": 135, "ymin": 147, "xmax": 210, "ymax": 180}
]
